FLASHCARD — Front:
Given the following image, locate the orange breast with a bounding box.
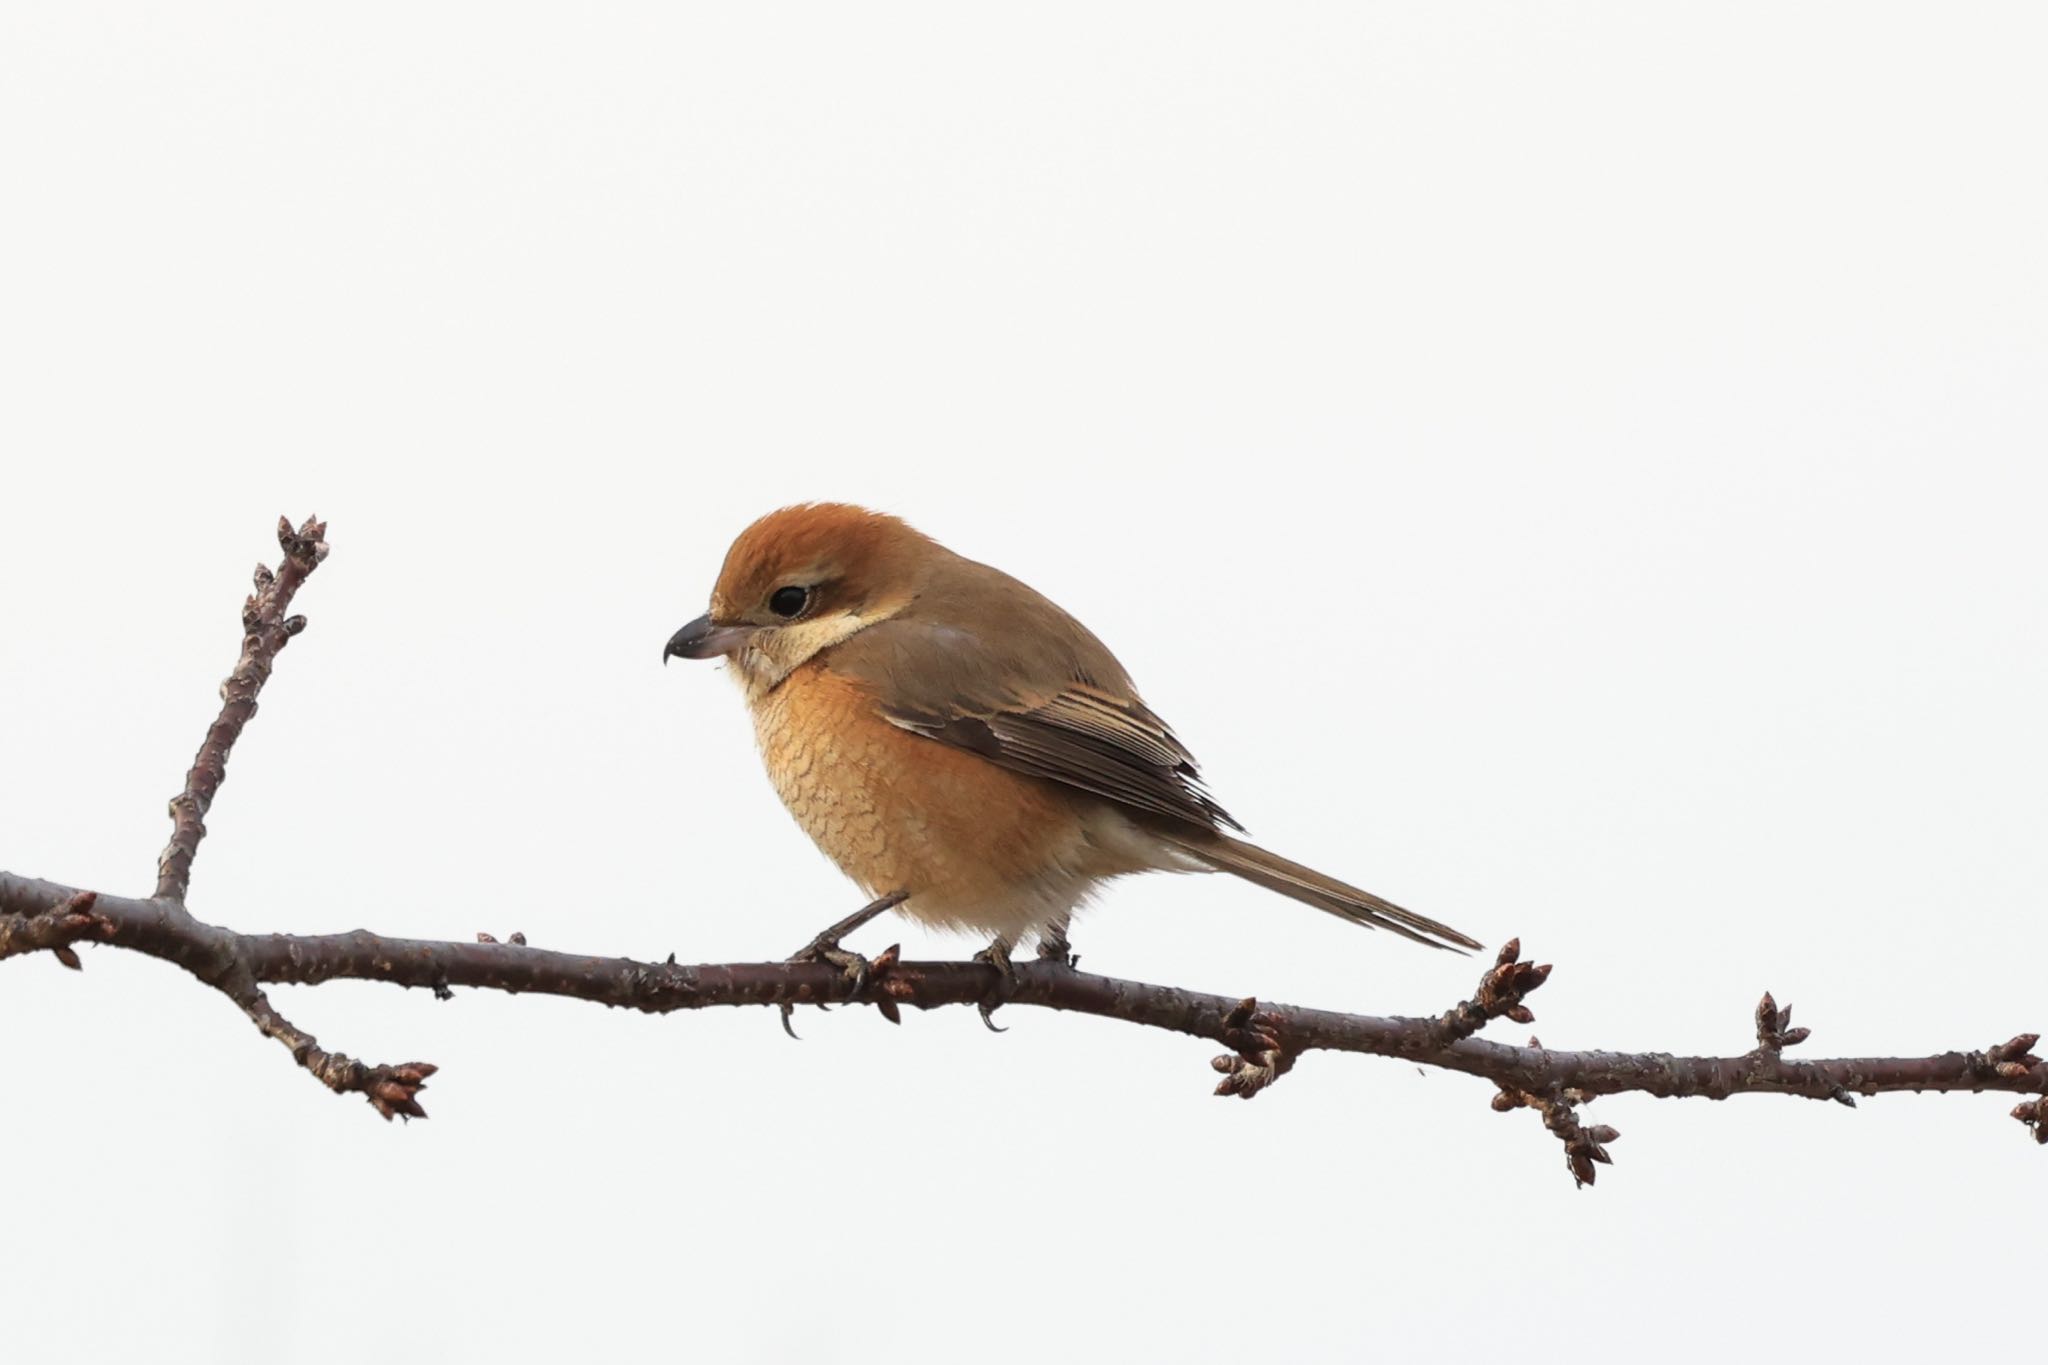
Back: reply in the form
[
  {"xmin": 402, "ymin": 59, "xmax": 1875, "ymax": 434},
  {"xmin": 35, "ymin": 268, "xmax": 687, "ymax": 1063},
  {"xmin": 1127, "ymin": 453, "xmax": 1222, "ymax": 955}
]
[{"xmin": 747, "ymin": 661, "xmax": 1094, "ymax": 932}]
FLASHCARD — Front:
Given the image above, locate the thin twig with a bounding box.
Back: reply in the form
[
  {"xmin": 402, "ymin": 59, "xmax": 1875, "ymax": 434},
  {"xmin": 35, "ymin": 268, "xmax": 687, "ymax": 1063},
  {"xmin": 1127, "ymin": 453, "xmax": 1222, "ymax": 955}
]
[{"xmin": 154, "ymin": 515, "xmax": 329, "ymax": 902}]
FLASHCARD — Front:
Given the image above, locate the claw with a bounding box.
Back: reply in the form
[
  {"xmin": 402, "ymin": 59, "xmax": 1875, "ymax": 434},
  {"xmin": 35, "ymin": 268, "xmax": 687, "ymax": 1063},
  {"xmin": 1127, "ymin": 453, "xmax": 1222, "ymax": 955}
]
[{"xmin": 972, "ymin": 938, "xmax": 1017, "ymax": 1032}]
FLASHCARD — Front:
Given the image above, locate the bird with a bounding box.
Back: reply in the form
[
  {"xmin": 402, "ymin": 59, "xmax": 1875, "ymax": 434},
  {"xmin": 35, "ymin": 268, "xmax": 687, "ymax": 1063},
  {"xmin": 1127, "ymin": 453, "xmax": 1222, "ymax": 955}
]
[{"xmin": 665, "ymin": 503, "xmax": 1478, "ymax": 1016}]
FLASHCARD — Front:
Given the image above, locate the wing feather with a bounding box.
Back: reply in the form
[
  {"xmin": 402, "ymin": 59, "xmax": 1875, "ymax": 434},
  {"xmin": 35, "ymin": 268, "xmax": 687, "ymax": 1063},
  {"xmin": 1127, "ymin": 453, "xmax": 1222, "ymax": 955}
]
[{"xmin": 885, "ymin": 699, "xmax": 1241, "ymax": 831}]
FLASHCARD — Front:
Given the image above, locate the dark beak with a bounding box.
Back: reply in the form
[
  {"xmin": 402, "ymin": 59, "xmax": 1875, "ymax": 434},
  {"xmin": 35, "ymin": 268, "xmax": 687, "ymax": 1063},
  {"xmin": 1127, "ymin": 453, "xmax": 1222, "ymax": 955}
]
[{"xmin": 664, "ymin": 614, "xmax": 758, "ymax": 663}]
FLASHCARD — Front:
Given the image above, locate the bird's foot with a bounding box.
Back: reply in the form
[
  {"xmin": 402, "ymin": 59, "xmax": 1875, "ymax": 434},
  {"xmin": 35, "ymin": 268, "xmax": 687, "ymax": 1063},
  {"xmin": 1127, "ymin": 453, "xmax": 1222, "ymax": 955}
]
[
  {"xmin": 779, "ymin": 891, "xmax": 908, "ymax": 1039},
  {"xmin": 971, "ymin": 938, "xmax": 1018, "ymax": 1033},
  {"xmin": 1035, "ymin": 927, "xmax": 1078, "ymax": 970}
]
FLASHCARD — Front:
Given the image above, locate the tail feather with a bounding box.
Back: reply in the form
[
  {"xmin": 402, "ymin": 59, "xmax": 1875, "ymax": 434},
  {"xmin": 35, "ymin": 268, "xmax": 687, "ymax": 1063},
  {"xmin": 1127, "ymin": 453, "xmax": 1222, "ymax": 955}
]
[{"xmin": 1165, "ymin": 831, "xmax": 1480, "ymax": 953}]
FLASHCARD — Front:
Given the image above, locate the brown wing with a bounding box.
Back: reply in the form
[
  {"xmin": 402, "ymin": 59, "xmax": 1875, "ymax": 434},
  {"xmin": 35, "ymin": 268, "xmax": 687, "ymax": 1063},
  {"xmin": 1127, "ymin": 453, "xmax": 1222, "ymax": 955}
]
[
  {"xmin": 886, "ymin": 681, "xmax": 1243, "ymax": 832},
  {"xmin": 824, "ymin": 568, "xmax": 1242, "ymax": 833}
]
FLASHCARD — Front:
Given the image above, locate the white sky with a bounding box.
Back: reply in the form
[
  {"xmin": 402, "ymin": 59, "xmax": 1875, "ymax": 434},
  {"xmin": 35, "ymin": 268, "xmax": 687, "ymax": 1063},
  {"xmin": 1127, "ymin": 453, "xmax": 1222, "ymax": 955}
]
[{"xmin": 3, "ymin": 4, "xmax": 2044, "ymax": 1361}]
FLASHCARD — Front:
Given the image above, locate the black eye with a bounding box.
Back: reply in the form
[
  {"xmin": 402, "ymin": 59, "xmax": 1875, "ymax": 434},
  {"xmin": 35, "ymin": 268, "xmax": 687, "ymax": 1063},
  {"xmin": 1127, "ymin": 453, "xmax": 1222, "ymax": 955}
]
[{"xmin": 768, "ymin": 585, "xmax": 809, "ymax": 618}]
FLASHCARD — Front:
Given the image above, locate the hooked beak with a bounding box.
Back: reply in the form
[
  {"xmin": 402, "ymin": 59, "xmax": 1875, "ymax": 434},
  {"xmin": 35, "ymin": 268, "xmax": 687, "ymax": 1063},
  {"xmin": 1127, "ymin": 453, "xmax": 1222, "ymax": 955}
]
[{"xmin": 664, "ymin": 614, "xmax": 758, "ymax": 663}]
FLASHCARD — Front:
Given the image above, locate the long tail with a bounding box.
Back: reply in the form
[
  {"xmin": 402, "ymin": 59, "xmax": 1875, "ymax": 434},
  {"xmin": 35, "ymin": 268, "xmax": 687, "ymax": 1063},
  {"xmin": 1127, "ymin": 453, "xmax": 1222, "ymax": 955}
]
[{"xmin": 1162, "ymin": 830, "xmax": 1480, "ymax": 953}]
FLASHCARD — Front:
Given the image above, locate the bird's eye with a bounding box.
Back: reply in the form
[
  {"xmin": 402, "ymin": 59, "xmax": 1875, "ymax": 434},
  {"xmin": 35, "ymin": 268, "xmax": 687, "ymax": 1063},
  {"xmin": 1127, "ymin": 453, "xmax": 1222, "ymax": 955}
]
[{"xmin": 768, "ymin": 585, "xmax": 809, "ymax": 618}]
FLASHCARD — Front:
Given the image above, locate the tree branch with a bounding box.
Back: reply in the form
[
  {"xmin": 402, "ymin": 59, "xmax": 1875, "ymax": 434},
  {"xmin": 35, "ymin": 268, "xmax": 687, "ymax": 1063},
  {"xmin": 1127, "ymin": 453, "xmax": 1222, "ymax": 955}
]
[
  {"xmin": 4, "ymin": 516, "xmax": 2042, "ymax": 1184},
  {"xmin": 156, "ymin": 516, "xmax": 329, "ymax": 903}
]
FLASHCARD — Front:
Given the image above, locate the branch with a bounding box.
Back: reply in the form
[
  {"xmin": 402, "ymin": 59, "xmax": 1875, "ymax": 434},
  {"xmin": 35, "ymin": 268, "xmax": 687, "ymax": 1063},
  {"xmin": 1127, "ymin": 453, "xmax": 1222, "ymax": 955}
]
[
  {"xmin": 155, "ymin": 516, "xmax": 328, "ymax": 902},
  {"xmin": 6, "ymin": 871, "xmax": 2044, "ymax": 1177},
  {"xmin": 4, "ymin": 517, "xmax": 2043, "ymax": 1186}
]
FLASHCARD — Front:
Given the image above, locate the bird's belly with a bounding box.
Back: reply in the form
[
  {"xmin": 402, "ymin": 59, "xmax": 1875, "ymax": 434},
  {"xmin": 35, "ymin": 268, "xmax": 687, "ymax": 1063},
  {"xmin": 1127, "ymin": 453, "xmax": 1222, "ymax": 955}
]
[
  {"xmin": 748, "ymin": 665, "xmax": 1148, "ymax": 941},
  {"xmin": 752, "ymin": 686, "xmax": 895, "ymax": 891}
]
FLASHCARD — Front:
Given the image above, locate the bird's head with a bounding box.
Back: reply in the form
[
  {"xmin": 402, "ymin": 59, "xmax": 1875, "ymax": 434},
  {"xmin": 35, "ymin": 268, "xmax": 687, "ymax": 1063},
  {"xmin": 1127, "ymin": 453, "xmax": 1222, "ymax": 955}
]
[{"xmin": 664, "ymin": 503, "xmax": 933, "ymax": 693}]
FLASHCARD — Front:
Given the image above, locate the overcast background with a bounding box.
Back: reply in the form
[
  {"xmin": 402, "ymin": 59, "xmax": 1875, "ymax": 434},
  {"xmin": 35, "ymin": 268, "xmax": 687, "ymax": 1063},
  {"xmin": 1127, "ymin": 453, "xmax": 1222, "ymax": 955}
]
[{"xmin": 4, "ymin": 5, "xmax": 2044, "ymax": 1361}]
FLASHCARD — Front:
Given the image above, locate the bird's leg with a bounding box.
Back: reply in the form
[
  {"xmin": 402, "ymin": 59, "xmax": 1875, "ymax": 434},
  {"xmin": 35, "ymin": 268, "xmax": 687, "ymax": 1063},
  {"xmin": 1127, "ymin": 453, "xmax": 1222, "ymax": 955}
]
[
  {"xmin": 780, "ymin": 891, "xmax": 908, "ymax": 1038},
  {"xmin": 970, "ymin": 936, "xmax": 1018, "ymax": 1032},
  {"xmin": 1035, "ymin": 915, "xmax": 1077, "ymax": 969}
]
